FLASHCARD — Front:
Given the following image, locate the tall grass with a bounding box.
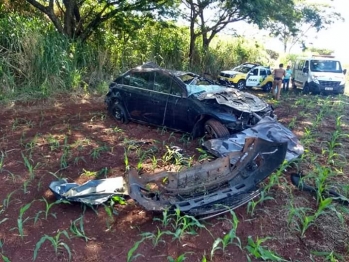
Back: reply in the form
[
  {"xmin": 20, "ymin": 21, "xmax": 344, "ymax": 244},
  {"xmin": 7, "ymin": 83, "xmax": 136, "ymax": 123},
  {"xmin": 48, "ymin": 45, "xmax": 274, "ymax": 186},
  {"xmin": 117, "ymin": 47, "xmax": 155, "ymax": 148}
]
[{"xmin": 0, "ymin": 13, "xmax": 271, "ymax": 101}]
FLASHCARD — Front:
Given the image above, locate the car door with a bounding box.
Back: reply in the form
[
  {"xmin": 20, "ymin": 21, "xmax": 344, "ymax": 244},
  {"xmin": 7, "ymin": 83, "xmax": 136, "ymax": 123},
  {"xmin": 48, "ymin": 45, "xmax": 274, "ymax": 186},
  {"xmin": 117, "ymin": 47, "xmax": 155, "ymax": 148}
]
[
  {"xmin": 162, "ymin": 79, "xmax": 193, "ymax": 132},
  {"xmin": 294, "ymin": 60, "xmax": 304, "ymax": 85},
  {"xmin": 258, "ymin": 68, "xmax": 268, "ymax": 86},
  {"xmin": 300, "ymin": 60, "xmax": 309, "ymax": 85},
  {"xmin": 121, "ymin": 70, "xmax": 158, "ymax": 123},
  {"xmin": 246, "ymin": 68, "xmax": 260, "ymax": 87}
]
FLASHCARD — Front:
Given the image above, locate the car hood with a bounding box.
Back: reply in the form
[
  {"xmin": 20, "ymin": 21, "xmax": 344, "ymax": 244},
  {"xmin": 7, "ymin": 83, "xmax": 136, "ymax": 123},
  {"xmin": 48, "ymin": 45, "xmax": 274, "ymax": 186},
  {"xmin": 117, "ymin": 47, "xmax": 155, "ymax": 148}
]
[
  {"xmin": 188, "ymin": 85, "xmax": 269, "ymax": 112},
  {"xmin": 221, "ymin": 70, "xmax": 246, "ymax": 76}
]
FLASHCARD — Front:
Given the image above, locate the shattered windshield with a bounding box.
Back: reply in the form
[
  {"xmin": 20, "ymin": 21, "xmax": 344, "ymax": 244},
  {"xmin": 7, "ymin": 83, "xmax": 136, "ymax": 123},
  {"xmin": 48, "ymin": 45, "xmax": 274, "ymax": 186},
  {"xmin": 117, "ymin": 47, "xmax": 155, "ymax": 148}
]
[
  {"xmin": 186, "ymin": 84, "xmax": 227, "ymax": 96},
  {"xmin": 310, "ymin": 60, "xmax": 342, "ymax": 73}
]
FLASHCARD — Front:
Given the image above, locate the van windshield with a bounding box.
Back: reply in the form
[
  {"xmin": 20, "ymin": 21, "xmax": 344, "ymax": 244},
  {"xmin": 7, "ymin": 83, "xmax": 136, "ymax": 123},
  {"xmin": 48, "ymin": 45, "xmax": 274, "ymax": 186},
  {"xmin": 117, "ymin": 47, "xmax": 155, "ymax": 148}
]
[{"xmin": 310, "ymin": 60, "xmax": 342, "ymax": 73}]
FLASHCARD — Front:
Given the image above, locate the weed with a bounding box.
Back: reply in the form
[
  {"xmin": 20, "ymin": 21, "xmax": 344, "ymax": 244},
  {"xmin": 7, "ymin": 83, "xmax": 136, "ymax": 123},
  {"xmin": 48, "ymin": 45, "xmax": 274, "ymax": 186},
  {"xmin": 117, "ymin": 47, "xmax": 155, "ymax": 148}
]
[{"xmin": 33, "ymin": 230, "xmax": 71, "ymax": 261}]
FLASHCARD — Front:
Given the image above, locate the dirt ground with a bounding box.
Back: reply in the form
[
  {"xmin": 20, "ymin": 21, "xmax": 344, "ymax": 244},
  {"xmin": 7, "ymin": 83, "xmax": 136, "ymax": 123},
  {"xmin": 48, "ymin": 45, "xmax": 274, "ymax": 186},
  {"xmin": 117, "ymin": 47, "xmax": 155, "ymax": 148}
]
[{"xmin": 1, "ymin": 90, "xmax": 349, "ymax": 262}]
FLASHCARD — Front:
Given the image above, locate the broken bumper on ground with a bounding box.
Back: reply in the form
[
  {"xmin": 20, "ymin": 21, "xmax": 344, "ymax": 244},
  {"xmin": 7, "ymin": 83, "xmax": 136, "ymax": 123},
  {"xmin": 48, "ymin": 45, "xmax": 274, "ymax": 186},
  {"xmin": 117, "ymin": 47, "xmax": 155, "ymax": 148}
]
[
  {"xmin": 203, "ymin": 116, "xmax": 304, "ymax": 162},
  {"xmin": 127, "ymin": 137, "xmax": 287, "ymax": 218}
]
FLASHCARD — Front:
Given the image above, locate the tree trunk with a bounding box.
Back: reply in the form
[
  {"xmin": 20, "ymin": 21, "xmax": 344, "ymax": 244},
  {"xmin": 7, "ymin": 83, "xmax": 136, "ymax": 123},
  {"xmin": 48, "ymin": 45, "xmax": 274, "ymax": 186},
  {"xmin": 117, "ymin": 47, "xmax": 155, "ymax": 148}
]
[{"xmin": 63, "ymin": 0, "xmax": 76, "ymax": 38}]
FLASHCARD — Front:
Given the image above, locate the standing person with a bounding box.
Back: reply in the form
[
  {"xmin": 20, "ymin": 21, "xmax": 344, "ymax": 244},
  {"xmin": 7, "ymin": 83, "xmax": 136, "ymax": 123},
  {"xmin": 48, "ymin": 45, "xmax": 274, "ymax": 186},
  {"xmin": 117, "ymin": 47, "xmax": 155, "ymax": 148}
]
[
  {"xmin": 283, "ymin": 65, "xmax": 292, "ymax": 91},
  {"xmin": 272, "ymin": 63, "xmax": 285, "ymax": 100}
]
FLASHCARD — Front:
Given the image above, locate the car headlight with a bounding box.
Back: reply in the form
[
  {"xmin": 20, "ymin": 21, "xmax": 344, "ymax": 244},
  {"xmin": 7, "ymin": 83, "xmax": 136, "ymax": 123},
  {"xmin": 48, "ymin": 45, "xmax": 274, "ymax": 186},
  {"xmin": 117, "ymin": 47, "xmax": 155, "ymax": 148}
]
[
  {"xmin": 340, "ymin": 78, "xmax": 345, "ymax": 85},
  {"xmin": 311, "ymin": 75, "xmax": 319, "ymax": 84},
  {"xmin": 228, "ymin": 74, "xmax": 237, "ymax": 78}
]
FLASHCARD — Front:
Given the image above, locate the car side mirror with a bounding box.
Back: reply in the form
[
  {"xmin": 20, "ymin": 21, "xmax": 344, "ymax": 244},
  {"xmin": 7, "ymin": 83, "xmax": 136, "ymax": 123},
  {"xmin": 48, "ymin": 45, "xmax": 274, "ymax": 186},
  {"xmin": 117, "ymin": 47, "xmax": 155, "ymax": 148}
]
[
  {"xmin": 302, "ymin": 68, "xmax": 308, "ymax": 73},
  {"xmin": 343, "ymin": 69, "xmax": 347, "ymax": 75}
]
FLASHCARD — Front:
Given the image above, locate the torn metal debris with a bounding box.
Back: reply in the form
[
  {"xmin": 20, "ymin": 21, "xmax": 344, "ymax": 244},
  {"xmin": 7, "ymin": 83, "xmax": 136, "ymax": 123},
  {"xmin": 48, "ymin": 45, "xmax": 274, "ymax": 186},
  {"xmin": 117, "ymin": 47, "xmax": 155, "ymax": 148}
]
[
  {"xmin": 203, "ymin": 116, "xmax": 304, "ymax": 162},
  {"xmin": 128, "ymin": 137, "xmax": 287, "ymax": 218},
  {"xmin": 49, "ymin": 135, "xmax": 294, "ymax": 218},
  {"xmin": 49, "ymin": 177, "xmax": 127, "ymax": 205}
]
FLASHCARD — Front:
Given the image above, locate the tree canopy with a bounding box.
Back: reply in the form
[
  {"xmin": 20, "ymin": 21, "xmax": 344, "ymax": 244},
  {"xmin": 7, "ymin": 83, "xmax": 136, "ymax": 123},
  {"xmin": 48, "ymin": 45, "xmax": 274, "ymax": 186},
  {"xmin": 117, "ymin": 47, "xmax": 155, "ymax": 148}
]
[{"xmin": 25, "ymin": 0, "xmax": 178, "ymax": 41}]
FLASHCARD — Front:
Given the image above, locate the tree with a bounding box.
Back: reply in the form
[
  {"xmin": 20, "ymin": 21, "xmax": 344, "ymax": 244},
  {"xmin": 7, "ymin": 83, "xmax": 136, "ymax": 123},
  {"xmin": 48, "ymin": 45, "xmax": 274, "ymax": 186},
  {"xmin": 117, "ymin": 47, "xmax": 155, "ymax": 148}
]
[
  {"xmin": 182, "ymin": 0, "xmax": 295, "ymax": 65},
  {"xmin": 308, "ymin": 47, "xmax": 334, "ymax": 55},
  {"xmin": 25, "ymin": 0, "xmax": 177, "ymax": 42},
  {"xmin": 268, "ymin": 2, "xmax": 343, "ymax": 53}
]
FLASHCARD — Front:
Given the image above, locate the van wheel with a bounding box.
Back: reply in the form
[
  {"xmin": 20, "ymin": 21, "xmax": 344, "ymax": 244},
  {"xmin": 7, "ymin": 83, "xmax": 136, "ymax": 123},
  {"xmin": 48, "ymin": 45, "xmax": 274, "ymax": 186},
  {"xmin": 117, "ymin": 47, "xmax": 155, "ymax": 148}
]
[
  {"xmin": 236, "ymin": 80, "xmax": 246, "ymax": 90},
  {"xmin": 302, "ymin": 83, "xmax": 310, "ymax": 94},
  {"xmin": 204, "ymin": 119, "xmax": 230, "ymax": 139},
  {"xmin": 262, "ymin": 82, "xmax": 272, "ymax": 92}
]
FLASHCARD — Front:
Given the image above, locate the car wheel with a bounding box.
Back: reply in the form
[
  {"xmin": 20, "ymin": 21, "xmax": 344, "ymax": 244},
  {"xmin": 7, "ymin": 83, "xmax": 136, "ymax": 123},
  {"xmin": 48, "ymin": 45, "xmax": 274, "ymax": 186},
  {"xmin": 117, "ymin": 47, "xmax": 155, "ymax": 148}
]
[
  {"xmin": 204, "ymin": 119, "xmax": 230, "ymax": 139},
  {"xmin": 302, "ymin": 83, "xmax": 310, "ymax": 94},
  {"xmin": 236, "ymin": 80, "xmax": 246, "ymax": 90},
  {"xmin": 109, "ymin": 101, "xmax": 129, "ymax": 123},
  {"xmin": 262, "ymin": 82, "xmax": 272, "ymax": 92}
]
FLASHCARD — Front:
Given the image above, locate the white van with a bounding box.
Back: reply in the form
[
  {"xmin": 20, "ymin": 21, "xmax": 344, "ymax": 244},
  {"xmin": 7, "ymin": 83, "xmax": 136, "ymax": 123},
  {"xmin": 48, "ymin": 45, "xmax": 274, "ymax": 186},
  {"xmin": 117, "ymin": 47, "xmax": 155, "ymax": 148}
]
[{"xmin": 292, "ymin": 55, "xmax": 347, "ymax": 94}]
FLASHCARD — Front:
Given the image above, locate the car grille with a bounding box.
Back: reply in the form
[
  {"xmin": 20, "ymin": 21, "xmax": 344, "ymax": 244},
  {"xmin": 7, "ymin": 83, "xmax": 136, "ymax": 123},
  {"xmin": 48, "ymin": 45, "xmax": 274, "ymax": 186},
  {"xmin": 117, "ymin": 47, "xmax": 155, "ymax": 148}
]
[
  {"xmin": 220, "ymin": 73, "xmax": 231, "ymax": 78},
  {"xmin": 319, "ymin": 81, "xmax": 340, "ymax": 87}
]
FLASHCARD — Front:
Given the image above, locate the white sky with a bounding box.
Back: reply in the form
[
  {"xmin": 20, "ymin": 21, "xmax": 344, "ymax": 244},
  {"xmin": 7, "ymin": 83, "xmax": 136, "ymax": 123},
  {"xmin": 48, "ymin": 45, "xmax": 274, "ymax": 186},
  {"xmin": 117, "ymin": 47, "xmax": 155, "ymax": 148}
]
[
  {"xmin": 178, "ymin": 0, "xmax": 348, "ymax": 63},
  {"xmin": 221, "ymin": 0, "xmax": 349, "ymax": 63}
]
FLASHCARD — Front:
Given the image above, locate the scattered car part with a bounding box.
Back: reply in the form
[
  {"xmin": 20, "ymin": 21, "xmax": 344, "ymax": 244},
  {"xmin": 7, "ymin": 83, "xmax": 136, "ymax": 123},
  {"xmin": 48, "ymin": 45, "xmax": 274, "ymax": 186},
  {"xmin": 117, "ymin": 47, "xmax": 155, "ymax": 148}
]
[
  {"xmin": 202, "ymin": 116, "xmax": 304, "ymax": 162},
  {"xmin": 127, "ymin": 137, "xmax": 287, "ymax": 218},
  {"xmin": 291, "ymin": 172, "xmax": 349, "ymax": 205},
  {"xmin": 49, "ymin": 177, "xmax": 127, "ymax": 205}
]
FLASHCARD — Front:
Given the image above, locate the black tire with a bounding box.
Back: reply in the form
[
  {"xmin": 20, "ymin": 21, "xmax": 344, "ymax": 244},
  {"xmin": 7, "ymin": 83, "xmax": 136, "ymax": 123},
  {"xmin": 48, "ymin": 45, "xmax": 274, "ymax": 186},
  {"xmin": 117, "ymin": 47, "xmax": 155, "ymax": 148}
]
[
  {"xmin": 109, "ymin": 101, "xmax": 129, "ymax": 123},
  {"xmin": 262, "ymin": 82, "xmax": 272, "ymax": 92},
  {"xmin": 302, "ymin": 83, "xmax": 310, "ymax": 94},
  {"xmin": 236, "ymin": 80, "xmax": 246, "ymax": 90},
  {"xmin": 204, "ymin": 119, "xmax": 230, "ymax": 139}
]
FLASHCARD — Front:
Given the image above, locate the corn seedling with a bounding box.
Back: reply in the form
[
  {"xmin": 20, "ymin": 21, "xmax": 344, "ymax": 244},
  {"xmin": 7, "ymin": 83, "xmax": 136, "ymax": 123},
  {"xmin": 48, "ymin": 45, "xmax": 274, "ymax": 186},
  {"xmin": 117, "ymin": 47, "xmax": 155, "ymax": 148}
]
[
  {"xmin": 2, "ymin": 190, "xmax": 17, "ymax": 210},
  {"xmin": 247, "ymin": 191, "xmax": 275, "ymax": 217},
  {"xmin": 73, "ymin": 156, "xmax": 86, "ymax": 166},
  {"xmin": 0, "ymin": 151, "xmax": 4, "ymax": 172},
  {"xmin": 21, "ymin": 153, "xmax": 39, "ymax": 178},
  {"xmin": 168, "ymin": 253, "xmax": 192, "ymax": 262},
  {"xmin": 80, "ymin": 169, "xmax": 97, "ymax": 178},
  {"xmin": 33, "ymin": 230, "xmax": 71, "ymax": 261},
  {"xmin": 196, "ymin": 147, "xmax": 213, "ymax": 162},
  {"xmin": 39, "ymin": 197, "xmax": 70, "ymax": 221},
  {"xmin": 70, "ymin": 216, "xmax": 90, "ymax": 242},
  {"xmin": 127, "ymin": 236, "xmax": 148, "ymax": 262},
  {"xmin": 103, "ymin": 204, "xmax": 115, "ymax": 231},
  {"xmin": 90, "ymin": 144, "xmax": 109, "ymax": 160},
  {"xmin": 13, "ymin": 202, "xmax": 33, "ymax": 239},
  {"xmin": 245, "ymin": 236, "xmax": 286, "ymax": 261},
  {"xmin": 170, "ymin": 209, "xmax": 206, "ymax": 241},
  {"xmin": 311, "ymin": 250, "xmax": 344, "ymax": 262},
  {"xmin": 210, "ymin": 210, "xmax": 241, "ymax": 259},
  {"xmin": 124, "ymin": 147, "xmax": 130, "ymax": 171}
]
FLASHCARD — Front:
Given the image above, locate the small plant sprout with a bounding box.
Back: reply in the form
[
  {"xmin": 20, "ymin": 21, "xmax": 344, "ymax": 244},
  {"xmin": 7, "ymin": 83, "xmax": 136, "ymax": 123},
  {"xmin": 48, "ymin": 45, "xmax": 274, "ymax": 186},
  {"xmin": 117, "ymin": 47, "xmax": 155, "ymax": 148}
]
[
  {"xmin": 247, "ymin": 191, "xmax": 275, "ymax": 216},
  {"xmin": 210, "ymin": 209, "xmax": 241, "ymax": 259},
  {"xmin": 245, "ymin": 236, "xmax": 287, "ymax": 261},
  {"xmin": 33, "ymin": 230, "xmax": 71, "ymax": 261},
  {"xmin": 70, "ymin": 215, "xmax": 90, "ymax": 242},
  {"xmin": 12, "ymin": 201, "xmax": 33, "ymax": 239}
]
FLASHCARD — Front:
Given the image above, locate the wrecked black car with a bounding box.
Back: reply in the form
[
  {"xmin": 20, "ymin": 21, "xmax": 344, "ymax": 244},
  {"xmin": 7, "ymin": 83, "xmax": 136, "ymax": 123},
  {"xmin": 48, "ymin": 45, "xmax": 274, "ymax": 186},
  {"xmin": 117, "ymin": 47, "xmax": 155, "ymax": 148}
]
[{"xmin": 105, "ymin": 62, "xmax": 275, "ymax": 138}]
